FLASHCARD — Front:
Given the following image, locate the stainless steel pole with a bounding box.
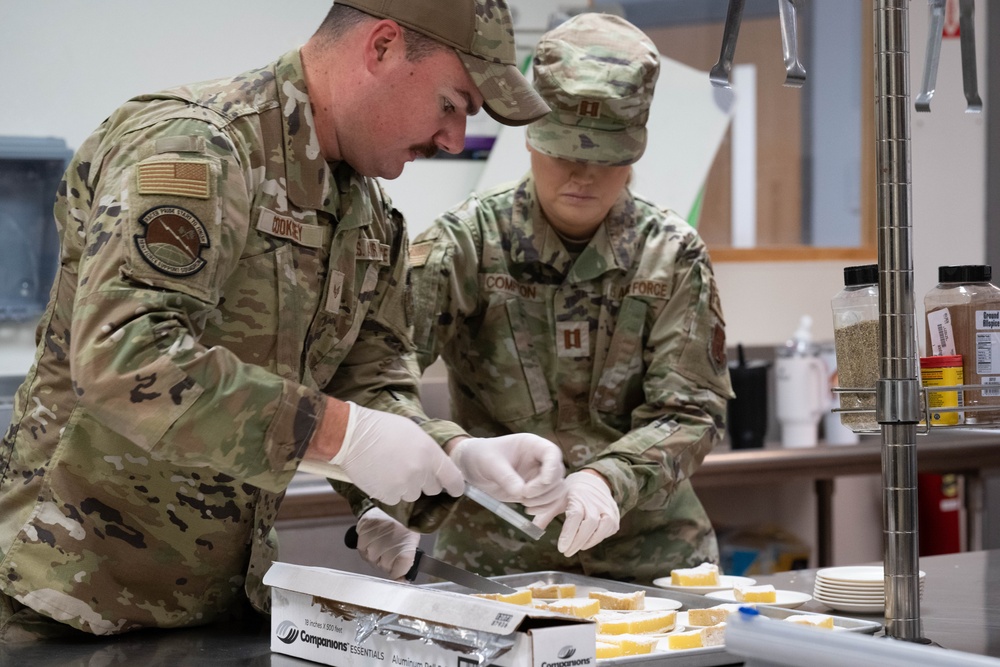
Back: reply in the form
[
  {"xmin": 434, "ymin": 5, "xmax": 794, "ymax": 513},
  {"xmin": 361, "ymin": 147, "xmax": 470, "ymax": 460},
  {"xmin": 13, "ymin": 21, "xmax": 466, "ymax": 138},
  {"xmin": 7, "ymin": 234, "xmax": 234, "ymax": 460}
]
[{"xmin": 873, "ymin": 0, "xmax": 924, "ymax": 642}]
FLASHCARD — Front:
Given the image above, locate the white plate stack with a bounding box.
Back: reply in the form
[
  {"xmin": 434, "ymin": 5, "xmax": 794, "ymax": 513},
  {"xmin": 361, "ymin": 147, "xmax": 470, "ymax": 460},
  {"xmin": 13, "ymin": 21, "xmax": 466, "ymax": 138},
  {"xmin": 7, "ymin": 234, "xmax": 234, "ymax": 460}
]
[{"xmin": 813, "ymin": 566, "xmax": 926, "ymax": 613}]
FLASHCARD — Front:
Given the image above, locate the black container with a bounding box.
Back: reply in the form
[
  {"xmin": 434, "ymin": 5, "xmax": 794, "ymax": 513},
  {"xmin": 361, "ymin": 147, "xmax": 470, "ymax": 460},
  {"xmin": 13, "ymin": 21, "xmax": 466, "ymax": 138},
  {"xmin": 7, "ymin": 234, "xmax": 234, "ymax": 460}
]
[{"xmin": 727, "ymin": 358, "xmax": 770, "ymax": 449}]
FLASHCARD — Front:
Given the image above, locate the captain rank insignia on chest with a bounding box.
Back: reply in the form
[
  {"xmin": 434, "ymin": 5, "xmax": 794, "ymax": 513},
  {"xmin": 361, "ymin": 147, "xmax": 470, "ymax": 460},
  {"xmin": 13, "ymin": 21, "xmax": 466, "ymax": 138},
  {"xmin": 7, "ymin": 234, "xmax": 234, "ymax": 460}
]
[{"xmin": 556, "ymin": 322, "xmax": 590, "ymax": 358}]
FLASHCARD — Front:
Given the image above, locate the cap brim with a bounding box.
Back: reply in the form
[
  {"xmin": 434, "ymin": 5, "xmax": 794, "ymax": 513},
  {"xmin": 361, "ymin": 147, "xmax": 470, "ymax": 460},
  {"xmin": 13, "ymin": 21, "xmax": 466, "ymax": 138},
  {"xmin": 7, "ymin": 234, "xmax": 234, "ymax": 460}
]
[
  {"xmin": 458, "ymin": 52, "xmax": 550, "ymax": 127},
  {"xmin": 526, "ymin": 116, "xmax": 647, "ymax": 166}
]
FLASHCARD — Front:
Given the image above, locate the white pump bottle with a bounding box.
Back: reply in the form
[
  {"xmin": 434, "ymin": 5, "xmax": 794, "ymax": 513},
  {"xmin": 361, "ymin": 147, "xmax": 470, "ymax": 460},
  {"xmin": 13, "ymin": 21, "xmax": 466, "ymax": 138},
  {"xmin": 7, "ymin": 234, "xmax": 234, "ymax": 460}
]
[{"xmin": 775, "ymin": 316, "xmax": 828, "ymax": 447}]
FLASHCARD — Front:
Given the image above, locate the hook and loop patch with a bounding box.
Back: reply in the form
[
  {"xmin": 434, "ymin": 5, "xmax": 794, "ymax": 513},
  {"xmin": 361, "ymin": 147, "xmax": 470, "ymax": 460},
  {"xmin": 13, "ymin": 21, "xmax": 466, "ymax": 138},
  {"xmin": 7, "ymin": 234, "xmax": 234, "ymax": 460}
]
[{"xmin": 133, "ymin": 206, "xmax": 210, "ymax": 277}]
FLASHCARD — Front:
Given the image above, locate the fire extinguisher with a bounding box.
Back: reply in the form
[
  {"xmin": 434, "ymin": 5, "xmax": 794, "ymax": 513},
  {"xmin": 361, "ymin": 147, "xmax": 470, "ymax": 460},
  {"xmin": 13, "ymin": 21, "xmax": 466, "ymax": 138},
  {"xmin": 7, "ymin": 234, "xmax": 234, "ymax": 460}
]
[{"xmin": 918, "ymin": 473, "xmax": 964, "ymax": 556}]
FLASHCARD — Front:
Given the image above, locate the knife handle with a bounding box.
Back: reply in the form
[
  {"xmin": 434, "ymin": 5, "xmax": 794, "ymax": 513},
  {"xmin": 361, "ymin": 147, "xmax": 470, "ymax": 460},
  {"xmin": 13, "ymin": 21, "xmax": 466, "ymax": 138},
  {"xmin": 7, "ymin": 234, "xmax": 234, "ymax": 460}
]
[
  {"xmin": 403, "ymin": 549, "xmax": 424, "ymax": 583},
  {"xmin": 344, "ymin": 524, "xmax": 424, "ymax": 583}
]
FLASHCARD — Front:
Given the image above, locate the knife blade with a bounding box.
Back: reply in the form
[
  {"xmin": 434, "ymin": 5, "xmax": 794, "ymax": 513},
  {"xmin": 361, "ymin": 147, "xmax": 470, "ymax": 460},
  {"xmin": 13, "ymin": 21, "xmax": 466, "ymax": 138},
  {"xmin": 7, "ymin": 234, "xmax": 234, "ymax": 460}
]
[
  {"xmin": 405, "ymin": 549, "xmax": 517, "ymax": 594},
  {"xmin": 464, "ymin": 484, "xmax": 546, "ymax": 541},
  {"xmin": 345, "ymin": 525, "xmax": 517, "ymax": 594}
]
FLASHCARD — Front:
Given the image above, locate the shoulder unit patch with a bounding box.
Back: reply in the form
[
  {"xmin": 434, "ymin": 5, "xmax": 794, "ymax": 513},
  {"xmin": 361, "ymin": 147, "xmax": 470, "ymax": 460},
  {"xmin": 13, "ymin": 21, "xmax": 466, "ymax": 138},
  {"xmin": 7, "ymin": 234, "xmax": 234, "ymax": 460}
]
[{"xmin": 134, "ymin": 206, "xmax": 210, "ymax": 277}]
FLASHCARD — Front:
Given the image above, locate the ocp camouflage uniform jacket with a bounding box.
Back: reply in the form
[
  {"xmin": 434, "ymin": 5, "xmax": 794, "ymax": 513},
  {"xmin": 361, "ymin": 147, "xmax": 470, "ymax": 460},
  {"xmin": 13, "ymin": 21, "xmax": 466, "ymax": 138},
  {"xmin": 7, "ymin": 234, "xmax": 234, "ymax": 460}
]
[
  {"xmin": 409, "ymin": 174, "xmax": 734, "ymax": 584},
  {"xmin": 0, "ymin": 49, "xmax": 437, "ymax": 635}
]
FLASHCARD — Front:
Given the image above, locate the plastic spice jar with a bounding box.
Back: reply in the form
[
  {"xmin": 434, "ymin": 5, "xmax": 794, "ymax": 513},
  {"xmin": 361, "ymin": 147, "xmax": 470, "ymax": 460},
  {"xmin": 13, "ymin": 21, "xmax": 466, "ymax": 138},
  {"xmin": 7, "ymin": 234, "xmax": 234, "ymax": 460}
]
[
  {"xmin": 924, "ymin": 265, "xmax": 1000, "ymax": 424},
  {"xmin": 832, "ymin": 264, "xmax": 879, "ymax": 431}
]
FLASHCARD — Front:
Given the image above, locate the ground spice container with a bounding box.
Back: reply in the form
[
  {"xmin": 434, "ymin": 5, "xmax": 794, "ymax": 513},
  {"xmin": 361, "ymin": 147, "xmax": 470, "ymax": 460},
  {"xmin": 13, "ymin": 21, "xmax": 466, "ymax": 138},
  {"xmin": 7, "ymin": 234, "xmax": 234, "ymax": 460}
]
[
  {"xmin": 831, "ymin": 264, "xmax": 879, "ymax": 431},
  {"xmin": 924, "ymin": 265, "xmax": 1000, "ymax": 424},
  {"xmin": 920, "ymin": 355, "xmax": 964, "ymax": 425}
]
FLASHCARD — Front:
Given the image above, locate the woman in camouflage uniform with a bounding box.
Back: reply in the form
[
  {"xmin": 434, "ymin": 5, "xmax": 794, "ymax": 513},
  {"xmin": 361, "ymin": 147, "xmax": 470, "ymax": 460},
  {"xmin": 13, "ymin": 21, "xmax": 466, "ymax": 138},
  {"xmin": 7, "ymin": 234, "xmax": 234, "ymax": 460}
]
[{"xmin": 357, "ymin": 13, "xmax": 734, "ymax": 585}]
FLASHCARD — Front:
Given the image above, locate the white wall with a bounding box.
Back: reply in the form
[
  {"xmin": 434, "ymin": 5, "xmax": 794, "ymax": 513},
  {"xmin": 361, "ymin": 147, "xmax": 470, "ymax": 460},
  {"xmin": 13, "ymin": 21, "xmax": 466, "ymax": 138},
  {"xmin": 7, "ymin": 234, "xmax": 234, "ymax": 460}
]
[
  {"xmin": 0, "ymin": 1, "xmax": 333, "ymax": 152},
  {"xmin": 1, "ymin": 2, "xmax": 986, "ymax": 359}
]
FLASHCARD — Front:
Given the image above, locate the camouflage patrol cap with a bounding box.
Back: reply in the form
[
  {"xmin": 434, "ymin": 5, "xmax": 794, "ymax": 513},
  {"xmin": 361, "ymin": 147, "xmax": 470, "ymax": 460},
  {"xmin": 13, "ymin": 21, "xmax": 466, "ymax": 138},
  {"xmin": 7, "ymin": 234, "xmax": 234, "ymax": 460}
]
[
  {"xmin": 336, "ymin": 0, "xmax": 550, "ymax": 126},
  {"xmin": 526, "ymin": 13, "xmax": 660, "ymax": 166}
]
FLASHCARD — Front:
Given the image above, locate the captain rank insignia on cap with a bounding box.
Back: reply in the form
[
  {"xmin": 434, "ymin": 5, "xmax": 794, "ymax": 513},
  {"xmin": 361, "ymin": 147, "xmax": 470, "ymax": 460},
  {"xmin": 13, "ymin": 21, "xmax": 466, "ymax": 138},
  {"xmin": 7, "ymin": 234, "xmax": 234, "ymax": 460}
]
[{"xmin": 578, "ymin": 100, "xmax": 601, "ymax": 118}]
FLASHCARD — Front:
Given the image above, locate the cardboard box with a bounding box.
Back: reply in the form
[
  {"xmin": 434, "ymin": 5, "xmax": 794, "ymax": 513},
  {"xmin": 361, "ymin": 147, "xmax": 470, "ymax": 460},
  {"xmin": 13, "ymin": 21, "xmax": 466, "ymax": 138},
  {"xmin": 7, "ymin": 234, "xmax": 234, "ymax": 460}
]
[
  {"xmin": 264, "ymin": 562, "xmax": 596, "ymax": 667},
  {"xmin": 718, "ymin": 525, "xmax": 810, "ymax": 576}
]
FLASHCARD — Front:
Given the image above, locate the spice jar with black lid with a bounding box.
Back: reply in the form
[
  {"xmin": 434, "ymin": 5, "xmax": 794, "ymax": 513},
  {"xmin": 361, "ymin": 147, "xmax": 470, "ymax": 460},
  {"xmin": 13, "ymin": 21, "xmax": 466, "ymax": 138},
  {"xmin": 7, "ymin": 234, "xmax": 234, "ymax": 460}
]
[
  {"xmin": 925, "ymin": 264, "xmax": 1000, "ymax": 424},
  {"xmin": 832, "ymin": 264, "xmax": 879, "ymax": 431}
]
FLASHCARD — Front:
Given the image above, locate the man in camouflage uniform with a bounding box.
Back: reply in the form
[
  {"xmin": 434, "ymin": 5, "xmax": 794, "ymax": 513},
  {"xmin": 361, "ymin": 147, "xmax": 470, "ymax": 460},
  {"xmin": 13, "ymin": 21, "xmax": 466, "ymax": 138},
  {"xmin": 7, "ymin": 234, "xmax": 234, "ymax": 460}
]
[
  {"xmin": 0, "ymin": 0, "xmax": 564, "ymax": 641},
  {"xmin": 355, "ymin": 13, "xmax": 734, "ymax": 585}
]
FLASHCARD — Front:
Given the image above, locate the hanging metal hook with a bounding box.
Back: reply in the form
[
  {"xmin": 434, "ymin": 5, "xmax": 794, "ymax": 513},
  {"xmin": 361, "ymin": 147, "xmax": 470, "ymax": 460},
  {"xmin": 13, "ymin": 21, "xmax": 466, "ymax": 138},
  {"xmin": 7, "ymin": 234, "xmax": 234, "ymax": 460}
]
[
  {"xmin": 958, "ymin": 0, "xmax": 982, "ymax": 112},
  {"xmin": 778, "ymin": 0, "xmax": 807, "ymax": 87},
  {"xmin": 916, "ymin": 0, "xmax": 981, "ymax": 113},
  {"xmin": 710, "ymin": 0, "xmax": 807, "ymax": 89},
  {"xmin": 915, "ymin": 0, "xmax": 946, "ymax": 111},
  {"xmin": 709, "ymin": 0, "xmax": 745, "ymax": 88}
]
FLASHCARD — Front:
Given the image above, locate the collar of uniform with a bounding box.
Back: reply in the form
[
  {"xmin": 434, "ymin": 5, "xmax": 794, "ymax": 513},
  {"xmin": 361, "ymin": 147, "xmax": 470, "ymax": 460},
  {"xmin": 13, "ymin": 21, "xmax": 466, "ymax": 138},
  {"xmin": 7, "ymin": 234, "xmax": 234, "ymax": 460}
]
[
  {"xmin": 575, "ymin": 189, "xmax": 640, "ymax": 280},
  {"xmin": 274, "ymin": 49, "xmax": 334, "ymax": 211},
  {"xmin": 510, "ymin": 174, "xmax": 639, "ymax": 279},
  {"xmin": 509, "ymin": 174, "xmax": 571, "ymax": 273},
  {"xmin": 330, "ymin": 161, "xmax": 378, "ymax": 231}
]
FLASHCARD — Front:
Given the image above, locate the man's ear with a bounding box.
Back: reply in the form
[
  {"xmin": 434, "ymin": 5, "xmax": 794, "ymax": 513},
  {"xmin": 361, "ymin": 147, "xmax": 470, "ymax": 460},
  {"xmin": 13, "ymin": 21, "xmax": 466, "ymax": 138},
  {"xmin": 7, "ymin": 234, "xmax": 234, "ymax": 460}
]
[{"xmin": 363, "ymin": 19, "xmax": 404, "ymax": 70}]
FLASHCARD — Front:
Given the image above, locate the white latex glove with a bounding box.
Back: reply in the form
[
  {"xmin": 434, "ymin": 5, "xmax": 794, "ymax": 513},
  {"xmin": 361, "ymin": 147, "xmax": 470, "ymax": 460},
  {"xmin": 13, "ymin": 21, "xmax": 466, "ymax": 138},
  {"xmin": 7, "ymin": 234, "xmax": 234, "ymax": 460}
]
[
  {"xmin": 356, "ymin": 508, "xmax": 421, "ymax": 580},
  {"xmin": 449, "ymin": 434, "xmax": 566, "ymax": 504},
  {"xmin": 307, "ymin": 402, "xmax": 465, "ymax": 505},
  {"xmin": 530, "ymin": 471, "xmax": 620, "ymax": 557}
]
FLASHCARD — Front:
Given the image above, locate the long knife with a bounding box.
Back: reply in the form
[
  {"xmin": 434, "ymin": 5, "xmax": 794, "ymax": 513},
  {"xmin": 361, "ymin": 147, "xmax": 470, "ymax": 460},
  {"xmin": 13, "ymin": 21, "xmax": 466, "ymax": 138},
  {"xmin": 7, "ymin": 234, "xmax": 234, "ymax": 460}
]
[
  {"xmin": 345, "ymin": 526, "xmax": 517, "ymax": 594},
  {"xmin": 464, "ymin": 484, "xmax": 546, "ymax": 541}
]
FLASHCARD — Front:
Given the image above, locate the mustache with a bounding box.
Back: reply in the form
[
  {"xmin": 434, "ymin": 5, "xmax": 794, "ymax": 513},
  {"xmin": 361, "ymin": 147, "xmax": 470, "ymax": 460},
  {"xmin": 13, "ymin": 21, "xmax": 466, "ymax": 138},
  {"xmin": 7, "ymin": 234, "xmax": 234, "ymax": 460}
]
[{"xmin": 412, "ymin": 144, "xmax": 438, "ymax": 160}]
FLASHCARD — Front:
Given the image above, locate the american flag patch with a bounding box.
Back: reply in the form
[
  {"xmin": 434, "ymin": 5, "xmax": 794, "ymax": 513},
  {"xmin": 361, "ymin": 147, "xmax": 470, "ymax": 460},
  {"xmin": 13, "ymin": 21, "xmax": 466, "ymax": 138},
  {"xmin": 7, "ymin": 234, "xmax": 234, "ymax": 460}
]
[{"xmin": 137, "ymin": 161, "xmax": 211, "ymax": 199}]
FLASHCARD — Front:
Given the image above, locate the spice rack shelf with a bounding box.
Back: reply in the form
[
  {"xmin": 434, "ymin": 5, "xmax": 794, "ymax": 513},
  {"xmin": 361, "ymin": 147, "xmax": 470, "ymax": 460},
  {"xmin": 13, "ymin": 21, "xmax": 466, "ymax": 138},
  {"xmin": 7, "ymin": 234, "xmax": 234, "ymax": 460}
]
[{"xmin": 832, "ymin": 384, "xmax": 1000, "ymax": 434}]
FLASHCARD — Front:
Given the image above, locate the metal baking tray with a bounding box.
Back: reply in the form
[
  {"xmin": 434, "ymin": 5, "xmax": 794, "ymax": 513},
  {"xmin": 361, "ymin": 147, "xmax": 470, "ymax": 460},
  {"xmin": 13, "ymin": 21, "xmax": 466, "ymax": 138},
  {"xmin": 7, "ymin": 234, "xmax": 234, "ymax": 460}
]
[{"xmin": 423, "ymin": 570, "xmax": 883, "ymax": 667}]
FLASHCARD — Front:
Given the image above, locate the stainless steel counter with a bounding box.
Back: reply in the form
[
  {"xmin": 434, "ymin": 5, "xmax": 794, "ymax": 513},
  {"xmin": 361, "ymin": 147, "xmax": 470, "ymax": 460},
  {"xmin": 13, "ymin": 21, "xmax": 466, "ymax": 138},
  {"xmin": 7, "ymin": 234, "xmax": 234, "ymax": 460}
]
[
  {"xmin": 2, "ymin": 549, "xmax": 997, "ymax": 665},
  {"xmin": 754, "ymin": 548, "xmax": 1000, "ymax": 659},
  {"xmin": 0, "ymin": 614, "xmax": 276, "ymax": 666}
]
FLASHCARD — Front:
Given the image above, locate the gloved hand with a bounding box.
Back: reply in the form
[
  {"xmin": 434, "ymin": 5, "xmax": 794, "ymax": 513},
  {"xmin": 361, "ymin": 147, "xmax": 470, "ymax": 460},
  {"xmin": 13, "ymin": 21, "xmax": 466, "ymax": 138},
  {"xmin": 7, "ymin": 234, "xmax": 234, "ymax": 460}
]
[
  {"xmin": 529, "ymin": 470, "xmax": 619, "ymax": 557},
  {"xmin": 449, "ymin": 434, "xmax": 566, "ymax": 504},
  {"xmin": 312, "ymin": 401, "xmax": 465, "ymax": 505},
  {"xmin": 355, "ymin": 508, "xmax": 421, "ymax": 580}
]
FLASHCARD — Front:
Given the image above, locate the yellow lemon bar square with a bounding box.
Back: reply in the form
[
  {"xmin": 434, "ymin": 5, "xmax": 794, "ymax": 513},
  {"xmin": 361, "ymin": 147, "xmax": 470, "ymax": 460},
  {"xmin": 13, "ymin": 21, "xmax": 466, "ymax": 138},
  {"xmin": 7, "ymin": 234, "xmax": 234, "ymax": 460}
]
[
  {"xmin": 733, "ymin": 584, "xmax": 776, "ymax": 604},
  {"xmin": 471, "ymin": 589, "xmax": 533, "ymax": 605},
  {"xmin": 546, "ymin": 597, "xmax": 601, "ymax": 618},
  {"xmin": 588, "ymin": 590, "xmax": 646, "ymax": 610},
  {"xmin": 527, "ymin": 581, "xmax": 577, "ymax": 599},
  {"xmin": 784, "ymin": 614, "xmax": 835, "ymax": 629},
  {"xmin": 670, "ymin": 563, "xmax": 720, "ymax": 587}
]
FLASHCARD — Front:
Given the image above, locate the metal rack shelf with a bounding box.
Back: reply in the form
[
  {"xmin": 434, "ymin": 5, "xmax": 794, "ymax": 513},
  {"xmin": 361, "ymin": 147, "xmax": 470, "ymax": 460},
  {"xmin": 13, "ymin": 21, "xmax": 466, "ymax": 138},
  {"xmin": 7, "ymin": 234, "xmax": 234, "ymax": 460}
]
[{"xmin": 833, "ymin": 384, "xmax": 1000, "ymax": 434}]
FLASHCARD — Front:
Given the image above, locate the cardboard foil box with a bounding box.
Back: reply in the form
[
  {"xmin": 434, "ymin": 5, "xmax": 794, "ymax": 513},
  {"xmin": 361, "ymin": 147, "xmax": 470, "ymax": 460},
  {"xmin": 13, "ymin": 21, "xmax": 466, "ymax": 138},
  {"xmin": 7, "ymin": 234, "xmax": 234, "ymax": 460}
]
[{"xmin": 264, "ymin": 562, "xmax": 596, "ymax": 667}]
